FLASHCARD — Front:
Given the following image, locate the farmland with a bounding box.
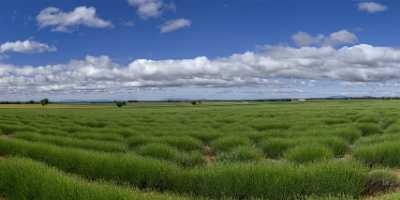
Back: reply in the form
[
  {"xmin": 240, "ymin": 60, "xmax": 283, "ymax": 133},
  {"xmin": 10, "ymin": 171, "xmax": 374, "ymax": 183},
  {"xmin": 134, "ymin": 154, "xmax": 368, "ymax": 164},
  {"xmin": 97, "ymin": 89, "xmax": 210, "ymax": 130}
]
[{"xmin": 1, "ymin": 100, "xmax": 400, "ymax": 199}]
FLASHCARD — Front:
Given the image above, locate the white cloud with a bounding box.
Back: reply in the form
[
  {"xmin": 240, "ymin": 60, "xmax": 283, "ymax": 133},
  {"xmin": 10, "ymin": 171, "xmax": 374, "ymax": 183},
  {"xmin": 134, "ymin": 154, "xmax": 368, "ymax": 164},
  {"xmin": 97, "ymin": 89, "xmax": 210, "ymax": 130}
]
[
  {"xmin": 37, "ymin": 6, "xmax": 113, "ymax": 32},
  {"xmin": 127, "ymin": 0, "xmax": 165, "ymax": 19},
  {"xmin": 325, "ymin": 30, "xmax": 358, "ymax": 46},
  {"xmin": 292, "ymin": 30, "xmax": 358, "ymax": 47},
  {"xmin": 160, "ymin": 18, "xmax": 191, "ymax": 33},
  {"xmin": 2, "ymin": 43, "xmax": 400, "ymax": 98},
  {"xmin": 292, "ymin": 32, "xmax": 324, "ymax": 46},
  {"xmin": 0, "ymin": 40, "xmax": 56, "ymax": 54},
  {"xmin": 358, "ymin": 2, "xmax": 387, "ymax": 13}
]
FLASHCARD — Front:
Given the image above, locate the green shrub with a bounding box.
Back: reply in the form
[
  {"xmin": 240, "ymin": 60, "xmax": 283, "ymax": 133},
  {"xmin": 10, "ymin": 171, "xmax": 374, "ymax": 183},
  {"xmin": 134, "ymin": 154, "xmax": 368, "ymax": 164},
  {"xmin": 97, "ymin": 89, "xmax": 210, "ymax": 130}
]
[
  {"xmin": 39, "ymin": 129, "xmax": 124, "ymax": 142},
  {"xmin": 0, "ymin": 124, "xmax": 35, "ymax": 135},
  {"xmin": 14, "ymin": 132, "xmax": 128, "ymax": 152},
  {"xmin": 385, "ymin": 123, "xmax": 400, "ymax": 134},
  {"xmin": 0, "ymin": 157, "xmax": 188, "ymax": 200},
  {"xmin": 250, "ymin": 120, "xmax": 290, "ymax": 131},
  {"xmin": 61, "ymin": 125, "xmax": 87, "ymax": 133},
  {"xmin": 217, "ymin": 146, "xmax": 264, "ymax": 162},
  {"xmin": 326, "ymin": 126, "xmax": 362, "ymax": 143},
  {"xmin": 382, "ymin": 118, "xmax": 396, "ymax": 130},
  {"xmin": 284, "ymin": 145, "xmax": 334, "ymax": 163},
  {"xmin": 136, "ymin": 143, "xmax": 181, "ymax": 162},
  {"xmin": 210, "ymin": 136, "xmax": 252, "ymax": 152},
  {"xmin": 189, "ymin": 132, "xmax": 223, "ymax": 143},
  {"xmin": 258, "ymin": 138, "xmax": 293, "ymax": 158},
  {"xmin": 0, "ymin": 138, "xmax": 179, "ymax": 190},
  {"xmin": 174, "ymin": 160, "xmax": 367, "ymax": 199},
  {"xmin": 178, "ymin": 151, "xmax": 206, "ymax": 167},
  {"xmin": 316, "ymin": 137, "xmax": 349, "ymax": 156},
  {"xmin": 357, "ymin": 123, "xmax": 382, "ymax": 136},
  {"xmin": 71, "ymin": 132, "xmax": 124, "ymax": 142},
  {"xmin": 355, "ymin": 134, "xmax": 400, "ymax": 146},
  {"xmin": 357, "ymin": 115, "xmax": 380, "ymax": 123},
  {"xmin": 259, "ymin": 137, "xmax": 348, "ymax": 159},
  {"xmin": 324, "ymin": 118, "xmax": 350, "ymax": 125},
  {"xmin": 159, "ymin": 136, "xmax": 203, "ymax": 151},
  {"xmin": 354, "ymin": 141, "xmax": 400, "ymax": 167},
  {"xmin": 127, "ymin": 135, "xmax": 157, "ymax": 147},
  {"xmin": 77, "ymin": 120, "xmax": 107, "ymax": 128},
  {"xmin": 136, "ymin": 143, "xmax": 205, "ymax": 167},
  {"xmin": 129, "ymin": 135, "xmax": 203, "ymax": 151},
  {"xmin": 0, "ymin": 138, "xmax": 368, "ymax": 199}
]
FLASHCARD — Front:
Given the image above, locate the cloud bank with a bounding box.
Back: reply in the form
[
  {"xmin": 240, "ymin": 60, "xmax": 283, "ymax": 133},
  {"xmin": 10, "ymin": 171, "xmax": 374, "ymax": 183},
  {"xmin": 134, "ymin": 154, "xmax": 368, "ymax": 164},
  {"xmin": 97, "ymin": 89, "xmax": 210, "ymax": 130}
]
[
  {"xmin": 292, "ymin": 30, "xmax": 358, "ymax": 47},
  {"xmin": 37, "ymin": 6, "xmax": 113, "ymax": 32},
  {"xmin": 1, "ymin": 43, "xmax": 400, "ymax": 97},
  {"xmin": 358, "ymin": 2, "xmax": 388, "ymax": 13},
  {"xmin": 160, "ymin": 18, "xmax": 191, "ymax": 33},
  {"xmin": 0, "ymin": 40, "xmax": 56, "ymax": 54}
]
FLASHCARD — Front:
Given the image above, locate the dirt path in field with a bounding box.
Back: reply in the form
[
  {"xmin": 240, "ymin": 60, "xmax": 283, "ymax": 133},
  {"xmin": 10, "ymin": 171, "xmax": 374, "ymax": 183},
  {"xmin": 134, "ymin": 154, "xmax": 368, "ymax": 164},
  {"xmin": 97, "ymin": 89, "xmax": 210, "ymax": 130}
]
[
  {"xmin": 0, "ymin": 134, "xmax": 14, "ymax": 141},
  {"xmin": 203, "ymin": 145, "xmax": 215, "ymax": 165},
  {"xmin": 363, "ymin": 189, "xmax": 400, "ymax": 200},
  {"xmin": 1, "ymin": 134, "xmax": 13, "ymax": 138},
  {"xmin": 0, "ymin": 153, "xmax": 6, "ymax": 162},
  {"xmin": 363, "ymin": 169, "xmax": 400, "ymax": 200},
  {"xmin": 392, "ymin": 169, "xmax": 400, "ymax": 178}
]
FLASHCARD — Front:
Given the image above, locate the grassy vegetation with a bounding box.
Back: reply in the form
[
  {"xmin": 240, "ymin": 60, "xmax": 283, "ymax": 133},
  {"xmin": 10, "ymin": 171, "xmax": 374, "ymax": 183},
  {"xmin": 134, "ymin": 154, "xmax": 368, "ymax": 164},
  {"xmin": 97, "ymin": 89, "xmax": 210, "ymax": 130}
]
[
  {"xmin": 174, "ymin": 160, "xmax": 367, "ymax": 199},
  {"xmin": 1, "ymin": 100, "xmax": 400, "ymax": 199},
  {"xmin": 284, "ymin": 144, "xmax": 334, "ymax": 163},
  {"xmin": 209, "ymin": 136, "xmax": 252, "ymax": 152},
  {"xmin": 0, "ymin": 157, "xmax": 189, "ymax": 200},
  {"xmin": 0, "ymin": 138, "xmax": 179, "ymax": 190},
  {"xmin": 353, "ymin": 141, "xmax": 400, "ymax": 167},
  {"xmin": 0, "ymin": 138, "xmax": 368, "ymax": 199},
  {"xmin": 14, "ymin": 132, "xmax": 128, "ymax": 152}
]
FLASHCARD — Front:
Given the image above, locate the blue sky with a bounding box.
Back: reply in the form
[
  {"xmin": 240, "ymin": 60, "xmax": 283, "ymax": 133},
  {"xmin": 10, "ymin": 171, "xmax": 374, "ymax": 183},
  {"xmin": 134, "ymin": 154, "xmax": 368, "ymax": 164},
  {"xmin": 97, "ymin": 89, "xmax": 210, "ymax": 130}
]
[{"xmin": 0, "ymin": 0, "xmax": 399, "ymax": 100}]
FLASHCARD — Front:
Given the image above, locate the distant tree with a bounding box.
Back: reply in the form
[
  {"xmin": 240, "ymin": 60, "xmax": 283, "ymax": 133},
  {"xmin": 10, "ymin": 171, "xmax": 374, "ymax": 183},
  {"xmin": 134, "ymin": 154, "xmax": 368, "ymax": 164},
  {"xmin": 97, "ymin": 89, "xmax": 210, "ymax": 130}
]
[
  {"xmin": 191, "ymin": 100, "xmax": 202, "ymax": 106},
  {"xmin": 28, "ymin": 100, "xmax": 35, "ymax": 104},
  {"xmin": 40, "ymin": 98, "xmax": 49, "ymax": 106},
  {"xmin": 115, "ymin": 101, "xmax": 127, "ymax": 108}
]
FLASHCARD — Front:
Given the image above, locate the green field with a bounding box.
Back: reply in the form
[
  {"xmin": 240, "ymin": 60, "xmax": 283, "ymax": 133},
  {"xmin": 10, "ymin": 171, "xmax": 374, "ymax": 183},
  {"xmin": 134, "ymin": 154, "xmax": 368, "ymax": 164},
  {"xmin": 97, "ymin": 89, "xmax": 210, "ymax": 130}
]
[{"xmin": 2, "ymin": 100, "xmax": 400, "ymax": 199}]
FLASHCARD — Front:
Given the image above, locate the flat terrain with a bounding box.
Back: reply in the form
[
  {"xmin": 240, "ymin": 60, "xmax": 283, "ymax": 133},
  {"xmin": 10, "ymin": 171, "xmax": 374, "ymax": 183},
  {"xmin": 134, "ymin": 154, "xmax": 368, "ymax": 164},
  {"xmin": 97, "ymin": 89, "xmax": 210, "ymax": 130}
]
[{"xmin": 1, "ymin": 100, "xmax": 400, "ymax": 199}]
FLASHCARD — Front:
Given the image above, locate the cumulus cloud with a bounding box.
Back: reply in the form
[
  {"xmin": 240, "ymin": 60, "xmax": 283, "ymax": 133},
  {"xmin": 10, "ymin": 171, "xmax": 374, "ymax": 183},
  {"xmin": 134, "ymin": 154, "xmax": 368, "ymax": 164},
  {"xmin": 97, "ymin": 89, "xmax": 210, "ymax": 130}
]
[
  {"xmin": 292, "ymin": 32, "xmax": 324, "ymax": 46},
  {"xmin": 0, "ymin": 40, "xmax": 56, "ymax": 54},
  {"xmin": 37, "ymin": 6, "xmax": 113, "ymax": 32},
  {"xmin": 2, "ymin": 44, "xmax": 400, "ymax": 97},
  {"xmin": 358, "ymin": 2, "xmax": 387, "ymax": 13},
  {"xmin": 292, "ymin": 30, "xmax": 358, "ymax": 47},
  {"xmin": 128, "ymin": 0, "xmax": 165, "ymax": 19},
  {"xmin": 326, "ymin": 30, "xmax": 359, "ymax": 46},
  {"xmin": 160, "ymin": 18, "xmax": 191, "ymax": 33}
]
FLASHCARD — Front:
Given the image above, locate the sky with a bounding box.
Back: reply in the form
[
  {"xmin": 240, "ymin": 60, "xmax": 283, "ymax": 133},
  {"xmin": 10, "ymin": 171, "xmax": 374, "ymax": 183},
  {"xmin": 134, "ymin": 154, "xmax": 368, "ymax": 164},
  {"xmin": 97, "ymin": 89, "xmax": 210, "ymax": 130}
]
[{"xmin": 0, "ymin": 0, "xmax": 400, "ymax": 101}]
